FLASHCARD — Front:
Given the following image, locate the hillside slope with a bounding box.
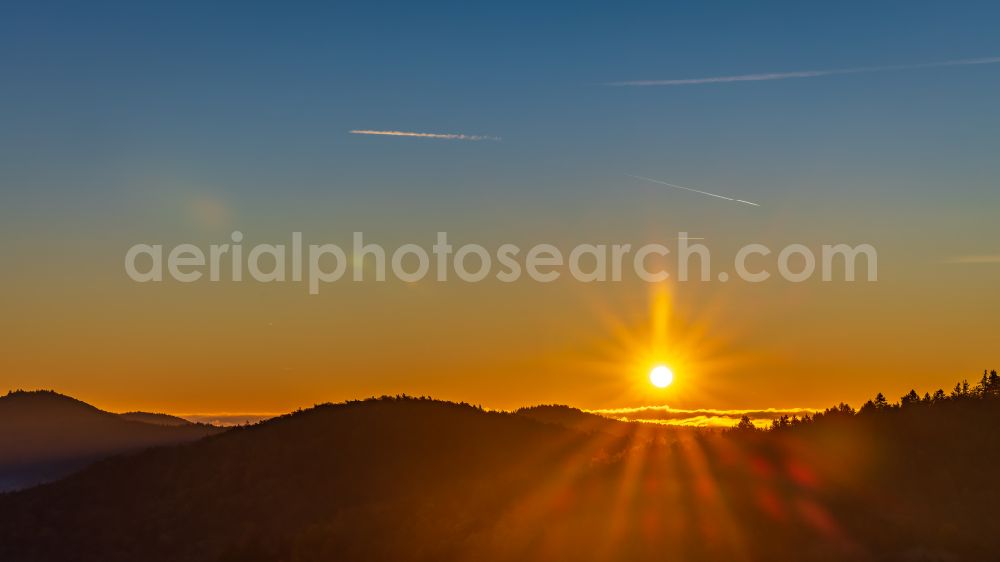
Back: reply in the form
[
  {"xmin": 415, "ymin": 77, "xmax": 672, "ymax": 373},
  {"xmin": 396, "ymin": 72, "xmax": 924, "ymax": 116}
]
[
  {"xmin": 0, "ymin": 397, "xmax": 627, "ymax": 561},
  {"xmin": 1, "ymin": 394, "xmax": 999, "ymax": 561},
  {"xmin": 0, "ymin": 390, "xmax": 221, "ymax": 490}
]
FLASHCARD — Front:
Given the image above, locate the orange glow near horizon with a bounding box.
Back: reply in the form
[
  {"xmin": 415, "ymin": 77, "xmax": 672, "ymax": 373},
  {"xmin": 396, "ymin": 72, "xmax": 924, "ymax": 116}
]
[
  {"xmin": 1, "ymin": 235, "xmax": 996, "ymax": 420},
  {"xmin": 563, "ymin": 280, "xmax": 751, "ymax": 412}
]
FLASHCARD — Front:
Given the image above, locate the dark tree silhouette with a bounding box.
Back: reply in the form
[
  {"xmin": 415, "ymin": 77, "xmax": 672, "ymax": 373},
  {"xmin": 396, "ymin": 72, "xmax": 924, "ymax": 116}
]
[{"xmin": 2, "ymin": 371, "xmax": 999, "ymax": 562}]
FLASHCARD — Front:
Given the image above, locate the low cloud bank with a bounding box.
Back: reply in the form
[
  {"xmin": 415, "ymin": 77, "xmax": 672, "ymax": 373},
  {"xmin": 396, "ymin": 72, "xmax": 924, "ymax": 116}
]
[{"xmin": 589, "ymin": 406, "xmax": 822, "ymax": 428}]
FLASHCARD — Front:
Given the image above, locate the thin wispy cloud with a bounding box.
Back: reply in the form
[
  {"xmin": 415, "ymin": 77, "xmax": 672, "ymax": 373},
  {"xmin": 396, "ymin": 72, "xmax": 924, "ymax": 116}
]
[
  {"xmin": 608, "ymin": 56, "xmax": 1000, "ymax": 86},
  {"xmin": 945, "ymin": 254, "xmax": 1000, "ymax": 264},
  {"xmin": 350, "ymin": 129, "xmax": 500, "ymax": 141},
  {"xmin": 628, "ymin": 174, "xmax": 760, "ymax": 207}
]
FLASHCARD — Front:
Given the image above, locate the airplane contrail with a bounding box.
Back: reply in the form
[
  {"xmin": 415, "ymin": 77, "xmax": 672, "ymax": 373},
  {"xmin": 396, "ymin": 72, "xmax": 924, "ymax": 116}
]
[
  {"xmin": 350, "ymin": 129, "xmax": 500, "ymax": 141},
  {"xmin": 608, "ymin": 56, "xmax": 1000, "ymax": 86},
  {"xmin": 627, "ymin": 174, "xmax": 760, "ymax": 207}
]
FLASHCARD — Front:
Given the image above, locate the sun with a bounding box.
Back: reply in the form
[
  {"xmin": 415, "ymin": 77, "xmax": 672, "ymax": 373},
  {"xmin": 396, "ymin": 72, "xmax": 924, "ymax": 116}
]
[{"xmin": 649, "ymin": 365, "xmax": 674, "ymax": 388}]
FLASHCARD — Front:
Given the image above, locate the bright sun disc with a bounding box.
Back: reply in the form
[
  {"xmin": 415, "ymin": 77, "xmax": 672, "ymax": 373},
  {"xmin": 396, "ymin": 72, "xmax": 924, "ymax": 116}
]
[{"xmin": 649, "ymin": 365, "xmax": 674, "ymax": 388}]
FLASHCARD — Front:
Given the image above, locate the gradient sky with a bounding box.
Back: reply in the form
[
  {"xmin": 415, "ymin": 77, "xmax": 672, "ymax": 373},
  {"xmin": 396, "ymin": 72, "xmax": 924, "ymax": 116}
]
[{"xmin": 2, "ymin": 1, "xmax": 998, "ymax": 417}]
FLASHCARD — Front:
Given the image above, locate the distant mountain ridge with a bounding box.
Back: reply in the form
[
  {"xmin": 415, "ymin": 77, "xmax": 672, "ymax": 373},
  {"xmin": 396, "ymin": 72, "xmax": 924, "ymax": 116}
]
[
  {"xmin": 119, "ymin": 411, "xmax": 196, "ymax": 427},
  {"xmin": 516, "ymin": 404, "xmax": 626, "ymax": 432},
  {"xmin": 515, "ymin": 404, "xmax": 702, "ymax": 442},
  {"xmin": 0, "ymin": 390, "xmax": 222, "ymax": 491}
]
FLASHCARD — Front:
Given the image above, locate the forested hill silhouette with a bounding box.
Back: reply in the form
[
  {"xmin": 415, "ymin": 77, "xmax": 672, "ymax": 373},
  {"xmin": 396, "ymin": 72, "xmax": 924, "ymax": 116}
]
[
  {"xmin": 0, "ymin": 390, "xmax": 221, "ymax": 491},
  {"xmin": 1, "ymin": 374, "xmax": 999, "ymax": 562},
  {"xmin": 516, "ymin": 404, "xmax": 645, "ymax": 434},
  {"xmin": 516, "ymin": 404, "xmax": 698, "ymax": 439},
  {"xmin": 118, "ymin": 411, "xmax": 195, "ymax": 427}
]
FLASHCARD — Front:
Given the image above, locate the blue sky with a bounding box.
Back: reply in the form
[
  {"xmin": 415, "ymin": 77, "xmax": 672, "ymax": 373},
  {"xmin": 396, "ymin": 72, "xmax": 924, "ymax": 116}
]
[
  {"xmin": 4, "ymin": 1, "xmax": 998, "ymax": 263},
  {"xmin": 4, "ymin": 1, "xmax": 1000, "ymax": 206}
]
